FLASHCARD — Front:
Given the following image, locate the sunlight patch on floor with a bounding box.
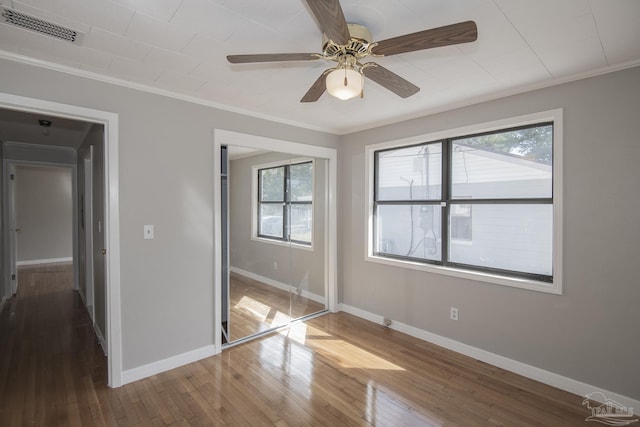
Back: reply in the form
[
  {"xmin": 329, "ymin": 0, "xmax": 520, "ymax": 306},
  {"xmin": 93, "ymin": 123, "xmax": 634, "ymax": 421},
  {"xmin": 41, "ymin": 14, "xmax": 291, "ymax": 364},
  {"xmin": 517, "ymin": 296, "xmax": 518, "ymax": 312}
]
[
  {"xmin": 307, "ymin": 338, "xmax": 405, "ymax": 370},
  {"xmin": 270, "ymin": 309, "xmax": 292, "ymax": 328},
  {"xmin": 283, "ymin": 324, "xmax": 404, "ymax": 371},
  {"xmin": 279, "ymin": 322, "xmax": 309, "ymax": 344},
  {"xmin": 235, "ymin": 295, "xmax": 271, "ymax": 321}
]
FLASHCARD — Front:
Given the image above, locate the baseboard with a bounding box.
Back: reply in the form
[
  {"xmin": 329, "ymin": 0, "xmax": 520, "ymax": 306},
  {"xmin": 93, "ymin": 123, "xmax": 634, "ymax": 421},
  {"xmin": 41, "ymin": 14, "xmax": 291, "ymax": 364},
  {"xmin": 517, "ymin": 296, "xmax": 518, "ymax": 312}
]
[
  {"xmin": 94, "ymin": 323, "xmax": 107, "ymax": 356},
  {"xmin": 121, "ymin": 345, "xmax": 218, "ymax": 386},
  {"xmin": 17, "ymin": 257, "xmax": 72, "ymax": 266},
  {"xmin": 77, "ymin": 287, "xmax": 87, "ymax": 306},
  {"xmin": 338, "ymin": 303, "xmax": 640, "ymax": 409},
  {"xmin": 230, "ymin": 266, "xmax": 325, "ymax": 305}
]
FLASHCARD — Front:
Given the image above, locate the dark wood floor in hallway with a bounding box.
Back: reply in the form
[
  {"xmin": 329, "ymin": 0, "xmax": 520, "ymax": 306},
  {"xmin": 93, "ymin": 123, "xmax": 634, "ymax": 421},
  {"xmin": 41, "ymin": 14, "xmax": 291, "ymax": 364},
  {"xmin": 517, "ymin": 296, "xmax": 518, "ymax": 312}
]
[{"xmin": 0, "ymin": 263, "xmax": 593, "ymax": 426}]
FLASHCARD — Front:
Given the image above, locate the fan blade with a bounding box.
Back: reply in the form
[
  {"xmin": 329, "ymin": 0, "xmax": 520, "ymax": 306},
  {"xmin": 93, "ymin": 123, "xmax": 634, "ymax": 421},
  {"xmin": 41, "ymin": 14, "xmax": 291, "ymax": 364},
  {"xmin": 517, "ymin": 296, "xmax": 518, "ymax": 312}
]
[
  {"xmin": 305, "ymin": 0, "xmax": 350, "ymax": 45},
  {"xmin": 301, "ymin": 72, "xmax": 327, "ymax": 103},
  {"xmin": 362, "ymin": 64, "xmax": 420, "ymax": 98},
  {"xmin": 372, "ymin": 21, "xmax": 477, "ymax": 56},
  {"xmin": 227, "ymin": 53, "xmax": 319, "ymax": 63}
]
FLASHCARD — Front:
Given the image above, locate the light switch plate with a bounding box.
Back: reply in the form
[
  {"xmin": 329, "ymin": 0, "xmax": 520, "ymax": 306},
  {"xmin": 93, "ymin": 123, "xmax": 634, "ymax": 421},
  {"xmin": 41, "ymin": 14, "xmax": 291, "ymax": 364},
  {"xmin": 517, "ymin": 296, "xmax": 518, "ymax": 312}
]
[{"xmin": 144, "ymin": 224, "xmax": 154, "ymax": 239}]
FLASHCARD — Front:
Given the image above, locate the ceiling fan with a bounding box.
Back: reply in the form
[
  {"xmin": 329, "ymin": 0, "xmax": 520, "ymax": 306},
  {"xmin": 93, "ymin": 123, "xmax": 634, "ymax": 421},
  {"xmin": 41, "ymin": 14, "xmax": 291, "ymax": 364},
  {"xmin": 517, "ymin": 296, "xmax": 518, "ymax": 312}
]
[{"xmin": 227, "ymin": 0, "xmax": 477, "ymax": 102}]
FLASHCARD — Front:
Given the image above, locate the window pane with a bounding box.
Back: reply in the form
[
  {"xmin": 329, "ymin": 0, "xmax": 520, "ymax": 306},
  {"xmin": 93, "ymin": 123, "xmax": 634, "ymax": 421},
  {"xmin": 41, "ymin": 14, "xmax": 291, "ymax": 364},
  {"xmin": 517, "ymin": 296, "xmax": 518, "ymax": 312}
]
[
  {"xmin": 451, "ymin": 125, "xmax": 552, "ymax": 199},
  {"xmin": 376, "ymin": 204, "xmax": 441, "ymax": 261},
  {"xmin": 290, "ymin": 162, "xmax": 313, "ymax": 202},
  {"xmin": 448, "ymin": 204, "xmax": 552, "ymax": 276},
  {"xmin": 260, "ymin": 167, "xmax": 284, "ymax": 201},
  {"xmin": 290, "ymin": 204, "xmax": 312, "ymax": 243},
  {"xmin": 377, "ymin": 143, "xmax": 442, "ymax": 201},
  {"xmin": 259, "ymin": 204, "xmax": 283, "ymax": 238},
  {"xmin": 450, "ymin": 203, "xmax": 472, "ymax": 241}
]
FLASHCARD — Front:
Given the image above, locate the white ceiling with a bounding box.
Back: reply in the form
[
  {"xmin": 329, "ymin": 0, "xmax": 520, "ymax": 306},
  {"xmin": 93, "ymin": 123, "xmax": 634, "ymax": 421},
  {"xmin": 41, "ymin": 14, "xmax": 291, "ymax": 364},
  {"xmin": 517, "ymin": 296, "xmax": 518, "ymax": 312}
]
[
  {"xmin": 0, "ymin": 107, "xmax": 91, "ymax": 148},
  {"xmin": 0, "ymin": 0, "xmax": 639, "ymax": 134}
]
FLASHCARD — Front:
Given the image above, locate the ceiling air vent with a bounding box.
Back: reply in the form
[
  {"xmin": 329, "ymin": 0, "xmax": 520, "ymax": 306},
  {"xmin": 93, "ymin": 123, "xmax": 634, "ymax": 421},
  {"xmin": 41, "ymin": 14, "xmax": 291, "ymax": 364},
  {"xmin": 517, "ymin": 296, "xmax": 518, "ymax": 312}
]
[{"xmin": 1, "ymin": 6, "xmax": 84, "ymax": 44}]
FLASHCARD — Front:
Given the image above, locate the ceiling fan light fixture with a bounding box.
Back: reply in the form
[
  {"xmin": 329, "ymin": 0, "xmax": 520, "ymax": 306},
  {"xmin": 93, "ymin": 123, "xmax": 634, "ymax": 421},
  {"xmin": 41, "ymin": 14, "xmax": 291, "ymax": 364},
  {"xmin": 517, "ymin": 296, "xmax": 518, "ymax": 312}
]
[
  {"xmin": 326, "ymin": 67, "xmax": 362, "ymax": 100},
  {"xmin": 228, "ymin": 0, "xmax": 478, "ymax": 103}
]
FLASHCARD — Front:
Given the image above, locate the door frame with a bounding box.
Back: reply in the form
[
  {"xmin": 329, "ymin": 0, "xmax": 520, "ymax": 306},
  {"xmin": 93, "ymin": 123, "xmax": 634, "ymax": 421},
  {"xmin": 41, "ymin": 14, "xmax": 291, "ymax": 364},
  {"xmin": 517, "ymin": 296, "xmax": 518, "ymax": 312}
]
[
  {"xmin": 213, "ymin": 129, "xmax": 338, "ymax": 352},
  {"xmin": 0, "ymin": 92, "xmax": 122, "ymax": 387}
]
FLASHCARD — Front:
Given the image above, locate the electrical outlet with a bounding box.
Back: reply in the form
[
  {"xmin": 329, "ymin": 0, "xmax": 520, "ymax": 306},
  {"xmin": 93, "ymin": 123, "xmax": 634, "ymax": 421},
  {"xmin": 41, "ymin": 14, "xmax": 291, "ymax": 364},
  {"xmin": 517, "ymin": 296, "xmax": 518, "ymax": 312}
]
[
  {"xmin": 383, "ymin": 317, "xmax": 392, "ymax": 327},
  {"xmin": 273, "ymin": 261, "xmax": 278, "ymax": 270},
  {"xmin": 450, "ymin": 307, "xmax": 459, "ymax": 321}
]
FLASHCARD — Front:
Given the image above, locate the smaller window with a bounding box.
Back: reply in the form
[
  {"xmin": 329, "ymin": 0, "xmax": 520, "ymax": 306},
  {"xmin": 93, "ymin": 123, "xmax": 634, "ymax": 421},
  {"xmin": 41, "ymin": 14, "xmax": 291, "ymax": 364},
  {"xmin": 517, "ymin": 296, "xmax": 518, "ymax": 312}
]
[{"xmin": 257, "ymin": 161, "xmax": 313, "ymax": 246}]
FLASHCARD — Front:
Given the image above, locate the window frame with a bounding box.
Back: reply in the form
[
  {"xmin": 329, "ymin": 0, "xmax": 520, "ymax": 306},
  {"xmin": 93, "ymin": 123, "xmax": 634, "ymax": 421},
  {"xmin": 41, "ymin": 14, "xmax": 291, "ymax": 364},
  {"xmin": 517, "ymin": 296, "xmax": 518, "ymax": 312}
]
[
  {"xmin": 365, "ymin": 110, "xmax": 563, "ymax": 294},
  {"xmin": 252, "ymin": 158, "xmax": 314, "ymax": 250}
]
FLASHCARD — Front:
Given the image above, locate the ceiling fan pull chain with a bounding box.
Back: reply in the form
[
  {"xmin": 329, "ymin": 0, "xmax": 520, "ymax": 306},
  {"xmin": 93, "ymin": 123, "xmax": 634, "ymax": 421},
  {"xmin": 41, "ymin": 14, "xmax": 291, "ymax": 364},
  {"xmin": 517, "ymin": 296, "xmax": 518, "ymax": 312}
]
[{"xmin": 344, "ymin": 66, "xmax": 348, "ymax": 87}]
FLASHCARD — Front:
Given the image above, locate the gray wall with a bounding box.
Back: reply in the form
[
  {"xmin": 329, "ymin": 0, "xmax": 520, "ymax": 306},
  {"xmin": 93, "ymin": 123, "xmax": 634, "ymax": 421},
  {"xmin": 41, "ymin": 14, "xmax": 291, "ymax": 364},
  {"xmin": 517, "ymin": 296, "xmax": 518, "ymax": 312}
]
[
  {"xmin": 3, "ymin": 142, "xmax": 76, "ymax": 165},
  {"xmin": 339, "ymin": 66, "xmax": 640, "ymax": 400},
  {"xmin": 229, "ymin": 151, "xmax": 326, "ymax": 298},
  {"xmin": 0, "ymin": 58, "xmax": 339, "ymax": 370},
  {"xmin": 15, "ymin": 165, "xmax": 72, "ymax": 263}
]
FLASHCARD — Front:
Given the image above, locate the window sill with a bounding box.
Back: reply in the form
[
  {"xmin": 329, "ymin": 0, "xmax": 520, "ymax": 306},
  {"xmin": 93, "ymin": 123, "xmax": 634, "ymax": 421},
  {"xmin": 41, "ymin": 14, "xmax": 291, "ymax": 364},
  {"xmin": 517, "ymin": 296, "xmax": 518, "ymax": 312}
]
[
  {"xmin": 365, "ymin": 254, "xmax": 561, "ymax": 295},
  {"xmin": 252, "ymin": 236, "xmax": 313, "ymax": 251}
]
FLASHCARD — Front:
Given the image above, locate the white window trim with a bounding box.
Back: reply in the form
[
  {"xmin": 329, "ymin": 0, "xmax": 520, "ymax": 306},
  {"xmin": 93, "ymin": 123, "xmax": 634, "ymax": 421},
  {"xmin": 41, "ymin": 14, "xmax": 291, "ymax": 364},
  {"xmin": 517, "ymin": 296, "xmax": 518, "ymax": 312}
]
[
  {"xmin": 364, "ymin": 109, "xmax": 563, "ymax": 295},
  {"xmin": 251, "ymin": 157, "xmax": 315, "ymax": 251}
]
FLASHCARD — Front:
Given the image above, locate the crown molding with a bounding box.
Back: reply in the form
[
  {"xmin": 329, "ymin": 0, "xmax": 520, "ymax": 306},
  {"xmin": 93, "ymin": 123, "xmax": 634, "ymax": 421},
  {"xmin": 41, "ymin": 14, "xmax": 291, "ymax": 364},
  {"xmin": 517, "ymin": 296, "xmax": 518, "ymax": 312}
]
[{"xmin": 1, "ymin": 49, "xmax": 639, "ymax": 136}]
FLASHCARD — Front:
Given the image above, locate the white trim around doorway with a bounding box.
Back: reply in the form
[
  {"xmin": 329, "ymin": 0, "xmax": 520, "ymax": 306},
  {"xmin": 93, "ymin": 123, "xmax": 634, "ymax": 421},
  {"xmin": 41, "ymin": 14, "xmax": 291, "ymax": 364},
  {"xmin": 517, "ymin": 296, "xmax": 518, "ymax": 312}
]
[{"xmin": 0, "ymin": 92, "xmax": 122, "ymax": 387}]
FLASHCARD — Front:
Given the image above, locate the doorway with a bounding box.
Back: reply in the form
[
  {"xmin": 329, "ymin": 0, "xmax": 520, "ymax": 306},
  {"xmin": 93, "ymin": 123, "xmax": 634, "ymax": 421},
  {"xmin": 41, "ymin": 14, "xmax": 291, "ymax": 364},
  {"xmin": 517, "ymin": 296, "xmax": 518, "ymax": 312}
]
[
  {"xmin": 214, "ymin": 129, "xmax": 337, "ymax": 350},
  {"xmin": 0, "ymin": 92, "xmax": 122, "ymax": 387}
]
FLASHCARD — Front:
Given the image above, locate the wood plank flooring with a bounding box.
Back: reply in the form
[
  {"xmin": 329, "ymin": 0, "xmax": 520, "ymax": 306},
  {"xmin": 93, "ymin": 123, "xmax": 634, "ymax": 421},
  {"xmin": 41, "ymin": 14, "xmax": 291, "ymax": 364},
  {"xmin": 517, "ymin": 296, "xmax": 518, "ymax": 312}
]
[
  {"xmin": 0, "ymin": 263, "xmax": 594, "ymax": 425},
  {"xmin": 228, "ymin": 272, "xmax": 325, "ymax": 342}
]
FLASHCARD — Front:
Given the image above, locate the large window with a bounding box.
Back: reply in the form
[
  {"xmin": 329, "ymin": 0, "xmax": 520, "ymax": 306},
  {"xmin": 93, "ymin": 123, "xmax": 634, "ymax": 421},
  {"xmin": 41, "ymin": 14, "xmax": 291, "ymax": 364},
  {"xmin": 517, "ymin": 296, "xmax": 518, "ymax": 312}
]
[
  {"xmin": 257, "ymin": 161, "xmax": 313, "ymax": 245},
  {"xmin": 369, "ymin": 113, "xmax": 562, "ymax": 292}
]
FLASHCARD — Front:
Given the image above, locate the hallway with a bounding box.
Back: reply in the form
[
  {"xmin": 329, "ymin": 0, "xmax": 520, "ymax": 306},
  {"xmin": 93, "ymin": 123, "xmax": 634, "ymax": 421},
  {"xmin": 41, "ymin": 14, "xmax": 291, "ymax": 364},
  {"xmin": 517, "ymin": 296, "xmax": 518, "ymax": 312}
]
[{"xmin": 0, "ymin": 262, "xmax": 106, "ymax": 424}]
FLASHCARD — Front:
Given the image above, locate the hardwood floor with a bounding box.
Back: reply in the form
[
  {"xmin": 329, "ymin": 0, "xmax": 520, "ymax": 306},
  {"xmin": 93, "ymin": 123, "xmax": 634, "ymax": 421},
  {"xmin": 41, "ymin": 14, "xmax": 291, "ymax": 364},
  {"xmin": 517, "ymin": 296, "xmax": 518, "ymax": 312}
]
[
  {"xmin": 0, "ymin": 263, "xmax": 108, "ymax": 425},
  {"xmin": 0, "ymin": 263, "xmax": 593, "ymax": 426},
  {"xmin": 228, "ymin": 272, "xmax": 325, "ymax": 342}
]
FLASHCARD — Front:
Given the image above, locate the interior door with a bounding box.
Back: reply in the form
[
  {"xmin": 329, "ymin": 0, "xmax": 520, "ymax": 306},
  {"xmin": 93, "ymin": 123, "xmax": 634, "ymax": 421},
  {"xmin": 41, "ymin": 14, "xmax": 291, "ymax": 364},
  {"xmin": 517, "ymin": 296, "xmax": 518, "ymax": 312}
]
[
  {"xmin": 84, "ymin": 147, "xmax": 95, "ymax": 322},
  {"xmin": 8, "ymin": 164, "xmax": 18, "ymax": 295},
  {"xmin": 89, "ymin": 129, "xmax": 107, "ymax": 348}
]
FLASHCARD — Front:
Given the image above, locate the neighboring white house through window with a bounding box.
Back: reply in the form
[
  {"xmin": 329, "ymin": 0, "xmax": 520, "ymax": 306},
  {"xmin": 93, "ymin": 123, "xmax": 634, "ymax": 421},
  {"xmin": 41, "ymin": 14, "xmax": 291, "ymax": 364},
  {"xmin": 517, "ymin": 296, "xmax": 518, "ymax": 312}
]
[{"xmin": 367, "ymin": 110, "xmax": 563, "ymax": 293}]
